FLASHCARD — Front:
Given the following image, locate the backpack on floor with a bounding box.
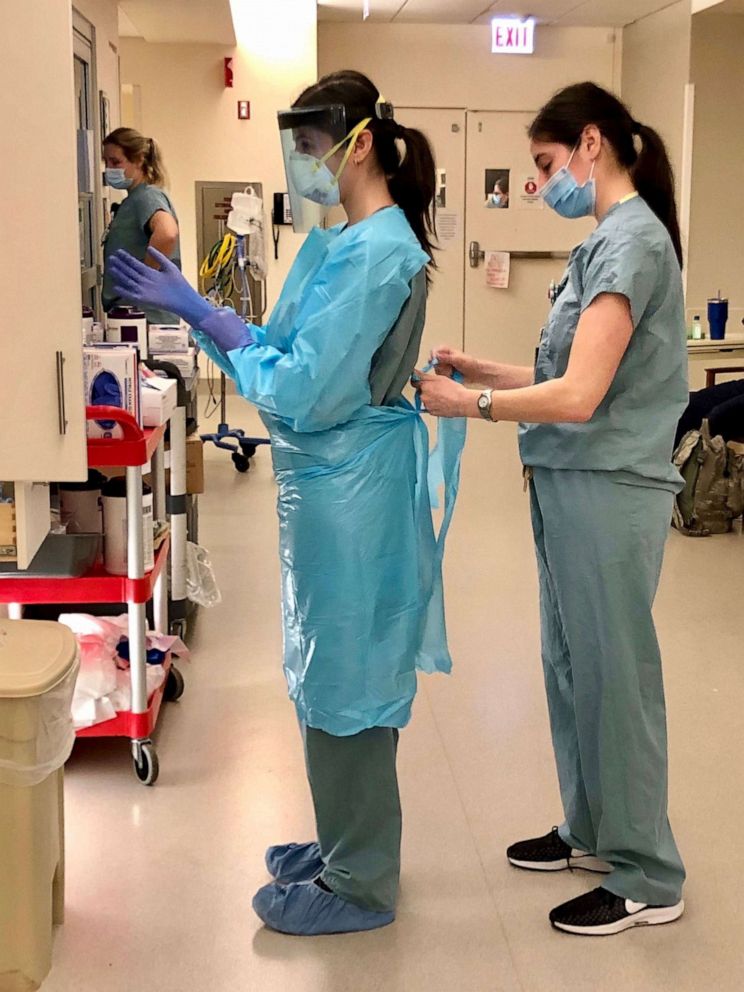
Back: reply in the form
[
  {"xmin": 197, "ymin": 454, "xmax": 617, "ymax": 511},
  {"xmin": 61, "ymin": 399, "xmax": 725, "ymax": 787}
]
[{"xmin": 672, "ymin": 419, "xmax": 744, "ymax": 536}]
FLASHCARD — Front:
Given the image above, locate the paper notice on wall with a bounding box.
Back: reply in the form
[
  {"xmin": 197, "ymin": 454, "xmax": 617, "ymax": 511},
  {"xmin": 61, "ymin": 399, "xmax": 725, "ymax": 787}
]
[
  {"xmin": 518, "ymin": 174, "xmax": 543, "ymax": 210},
  {"xmin": 485, "ymin": 251, "xmax": 511, "ymax": 289},
  {"xmin": 437, "ymin": 211, "xmax": 460, "ymax": 244},
  {"xmin": 436, "ymin": 169, "xmax": 447, "ymax": 208}
]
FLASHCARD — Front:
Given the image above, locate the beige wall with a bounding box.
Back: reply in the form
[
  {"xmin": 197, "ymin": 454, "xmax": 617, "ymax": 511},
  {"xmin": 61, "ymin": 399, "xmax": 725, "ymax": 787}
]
[
  {"xmin": 687, "ymin": 13, "xmax": 744, "ymax": 311},
  {"xmin": 73, "ymin": 0, "xmax": 121, "ymax": 129},
  {"xmin": 319, "ymin": 23, "xmax": 619, "ymax": 111},
  {"xmin": 621, "ymin": 1, "xmax": 692, "ymax": 204},
  {"xmin": 120, "ymin": 0, "xmax": 317, "ymax": 308}
]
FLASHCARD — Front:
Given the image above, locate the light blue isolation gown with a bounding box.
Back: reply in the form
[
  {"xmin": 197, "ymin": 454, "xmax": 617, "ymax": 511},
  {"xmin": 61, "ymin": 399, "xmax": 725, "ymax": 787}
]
[{"xmin": 192, "ymin": 206, "xmax": 465, "ymax": 737}]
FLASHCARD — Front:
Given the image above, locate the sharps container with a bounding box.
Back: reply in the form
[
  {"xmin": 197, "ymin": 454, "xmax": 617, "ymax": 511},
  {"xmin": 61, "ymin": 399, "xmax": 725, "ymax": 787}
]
[
  {"xmin": 102, "ymin": 476, "xmax": 154, "ymax": 575},
  {"xmin": 0, "ymin": 620, "xmax": 79, "ymax": 992},
  {"xmin": 59, "ymin": 470, "xmax": 105, "ymax": 536},
  {"xmin": 106, "ymin": 305, "xmax": 148, "ymax": 358},
  {"xmin": 708, "ymin": 294, "xmax": 729, "ymax": 341}
]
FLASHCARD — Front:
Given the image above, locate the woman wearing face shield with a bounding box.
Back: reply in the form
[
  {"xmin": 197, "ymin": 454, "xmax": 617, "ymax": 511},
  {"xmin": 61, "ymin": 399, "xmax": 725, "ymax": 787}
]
[
  {"xmin": 102, "ymin": 128, "xmax": 181, "ymax": 324},
  {"xmin": 417, "ymin": 82, "xmax": 688, "ymax": 937},
  {"xmin": 107, "ymin": 71, "xmax": 464, "ymax": 936}
]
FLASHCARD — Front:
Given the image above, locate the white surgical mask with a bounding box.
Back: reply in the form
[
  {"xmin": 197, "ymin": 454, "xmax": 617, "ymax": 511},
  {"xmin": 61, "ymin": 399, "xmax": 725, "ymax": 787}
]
[
  {"xmin": 288, "ymin": 153, "xmax": 341, "ymax": 207},
  {"xmin": 105, "ymin": 168, "xmax": 132, "ymax": 190},
  {"xmin": 287, "ymin": 116, "xmax": 373, "ymax": 207}
]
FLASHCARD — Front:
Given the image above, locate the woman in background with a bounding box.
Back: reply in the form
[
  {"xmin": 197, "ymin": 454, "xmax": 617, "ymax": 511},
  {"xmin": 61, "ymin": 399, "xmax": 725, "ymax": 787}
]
[{"xmin": 102, "ymin": 127, "xmax": 181, "ymax": 324}]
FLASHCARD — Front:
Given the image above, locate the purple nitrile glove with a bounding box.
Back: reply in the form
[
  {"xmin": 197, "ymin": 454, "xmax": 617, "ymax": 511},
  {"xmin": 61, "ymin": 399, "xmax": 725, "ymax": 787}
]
[
  {"xmin": 195, "ymin": 307, "xmax": 254, "ymax": 352},
  {"xmin": 107, "ymin": 247, "xmax": 213, "ymax": 328}
]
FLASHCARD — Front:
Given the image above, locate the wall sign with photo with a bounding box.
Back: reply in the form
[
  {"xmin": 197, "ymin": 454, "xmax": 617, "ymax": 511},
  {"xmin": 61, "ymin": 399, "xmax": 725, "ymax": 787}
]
[{"xmin": 485, "ymin": 169, "xmax": 510, "ymax": 209}]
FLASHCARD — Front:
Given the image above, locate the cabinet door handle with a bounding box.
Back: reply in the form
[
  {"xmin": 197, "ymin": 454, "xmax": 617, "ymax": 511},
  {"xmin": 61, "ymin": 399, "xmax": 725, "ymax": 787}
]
[{"xmin": 56, "ymin": 351, "xmax": 68, "ymax": 435}]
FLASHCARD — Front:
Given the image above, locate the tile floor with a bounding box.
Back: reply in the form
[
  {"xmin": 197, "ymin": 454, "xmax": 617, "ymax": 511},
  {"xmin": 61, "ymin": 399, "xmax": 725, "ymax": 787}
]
[{"xmin": 45, "ymin": 397, "xmax": 744, "ymax": 992}]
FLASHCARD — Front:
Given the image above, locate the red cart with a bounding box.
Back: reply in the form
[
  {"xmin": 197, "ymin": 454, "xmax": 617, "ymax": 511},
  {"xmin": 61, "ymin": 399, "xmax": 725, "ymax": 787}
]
[{"xmin": 0, "ymin": 406, "xmax": 183, "ymax": 784}]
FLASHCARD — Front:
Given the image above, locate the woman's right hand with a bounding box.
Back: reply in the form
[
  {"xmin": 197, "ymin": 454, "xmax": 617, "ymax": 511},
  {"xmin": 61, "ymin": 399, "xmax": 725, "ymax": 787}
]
[{"xmin": 432, "ymin": 346, "xmax": 482, "ymax": 386}]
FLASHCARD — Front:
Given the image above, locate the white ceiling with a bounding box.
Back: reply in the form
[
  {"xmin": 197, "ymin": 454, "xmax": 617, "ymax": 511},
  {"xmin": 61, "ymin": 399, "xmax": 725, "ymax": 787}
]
[
  {"xmin": 318, "ymin": 0, "xmax": 683, "ymax": 26},
  {"xmin": 118, "ymin": 0, "xmax": 236, "ymax": 44},
  {"xmin": 117, "ymin": 0, "xmax": 688, "ymax": 43}
]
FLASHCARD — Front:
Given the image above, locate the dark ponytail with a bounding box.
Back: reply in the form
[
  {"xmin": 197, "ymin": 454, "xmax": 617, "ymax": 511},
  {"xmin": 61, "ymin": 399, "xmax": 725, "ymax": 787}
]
[
  {"xmin": 528, "ymin": 82, "xmax": 683, "ymax": 268},
  {"xmin": 632, "ymin": 123, "xmax": 682, "ymax": 268},
  {"xmin": 293, "ymin": 71, "xmax": 437, "ymax": 270}
]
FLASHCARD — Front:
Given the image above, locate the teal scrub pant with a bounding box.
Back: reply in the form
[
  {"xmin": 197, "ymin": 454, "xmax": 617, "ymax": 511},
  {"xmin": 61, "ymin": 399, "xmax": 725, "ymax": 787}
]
[
  {"xmin": 303, "ymin": 725, "xmax": 401, "ymax": 913},
  {"xmin": 530, "ymin": 468, "xmax": 686, "ymax": 906}
]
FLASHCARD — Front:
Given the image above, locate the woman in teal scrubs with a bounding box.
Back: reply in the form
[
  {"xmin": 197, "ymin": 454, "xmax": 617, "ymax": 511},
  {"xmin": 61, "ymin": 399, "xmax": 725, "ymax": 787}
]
[
  {"xmin": 102, "ymin": 127, "xmax": 181, "ymax": 324},
  {"xmin": 417, "ymin": 82, "xmax": 688, "ymax": 937}
]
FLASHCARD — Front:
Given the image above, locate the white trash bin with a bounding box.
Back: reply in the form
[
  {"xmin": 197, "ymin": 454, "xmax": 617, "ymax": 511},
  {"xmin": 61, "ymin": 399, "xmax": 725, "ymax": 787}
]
[{"xmin": 0, "ymin": 620, "xmax": 79, "ymax": 992}]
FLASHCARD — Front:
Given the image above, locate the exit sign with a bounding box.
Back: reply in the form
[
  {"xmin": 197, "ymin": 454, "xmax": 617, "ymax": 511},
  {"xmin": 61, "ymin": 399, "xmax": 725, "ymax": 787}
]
[{"xmin": 491, "ymin": 17, "xmax": 536, "ymax": 55}]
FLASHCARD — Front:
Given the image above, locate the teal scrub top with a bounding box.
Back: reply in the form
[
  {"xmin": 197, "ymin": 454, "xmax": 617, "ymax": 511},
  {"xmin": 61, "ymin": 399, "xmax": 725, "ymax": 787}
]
[
  {"xmin": 519, "ymin": 195, "xmax": 688, "ymax": 491},
  {"xmin": 102, "ymin": 182, "xmax": 182, "ymax": 324}
]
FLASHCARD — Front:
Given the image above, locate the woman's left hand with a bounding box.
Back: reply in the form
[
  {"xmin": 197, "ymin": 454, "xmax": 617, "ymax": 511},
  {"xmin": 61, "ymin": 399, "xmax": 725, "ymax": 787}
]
[{"xmin": 413, "ymin": 371, "xmax": 470, "ymax": 418}]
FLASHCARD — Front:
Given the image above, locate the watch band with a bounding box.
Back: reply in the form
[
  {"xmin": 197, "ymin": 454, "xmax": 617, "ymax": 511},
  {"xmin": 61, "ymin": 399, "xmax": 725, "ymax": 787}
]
[{"xmin": 478, "ymin": 388, "xmax": 494, "ymax": 422}]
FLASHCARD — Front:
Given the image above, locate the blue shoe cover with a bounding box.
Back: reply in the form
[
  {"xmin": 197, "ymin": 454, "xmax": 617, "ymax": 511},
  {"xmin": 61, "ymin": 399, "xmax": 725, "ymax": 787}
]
[
  {"xmin": 252, "ymin": 880, "xmax": 395, "ymax": 935},
  {"xmin": 265, "ymin": 842, "xmax": 324, "ymax": 883}
]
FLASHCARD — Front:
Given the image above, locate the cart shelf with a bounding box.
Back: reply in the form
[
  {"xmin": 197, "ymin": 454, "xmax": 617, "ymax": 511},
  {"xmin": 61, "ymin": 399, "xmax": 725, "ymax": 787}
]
[
  {"xmin": 76, "ymin": 652, "xmax": 174, "ymax": 741},
  {"xmin": 0, "ymin": 537, "xmax": 169, "ymax": 605}
]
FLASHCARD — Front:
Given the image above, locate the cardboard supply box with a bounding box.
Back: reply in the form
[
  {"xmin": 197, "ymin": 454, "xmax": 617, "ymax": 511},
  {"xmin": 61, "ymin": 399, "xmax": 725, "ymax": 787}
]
[
  {"xmin": 148, "ymin": 324, "xmax": 192, "ymax": 354},
  {"xmin": 140, "ymin": 377, "xmax": 178, "ymax": 427},
  {"xmin": 161, "ymin": 434, "xmax": 204, "ymax": 494},
  {"xmin": 83, "ymin": 344, "xmax": 140, "ymax": 438},
  {"xmin": 184, "ymin": 434, "xmax": 205, "ymax": 494},
  {"xmin": 0, "ymin": 502, "xmax": 17, "ymax": 560}
]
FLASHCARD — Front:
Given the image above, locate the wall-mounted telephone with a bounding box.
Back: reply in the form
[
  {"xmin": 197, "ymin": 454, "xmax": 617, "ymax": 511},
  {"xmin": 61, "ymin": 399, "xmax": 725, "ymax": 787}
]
[
  {"xmin": 272, "ymin": 193, "xmax": 292, "ymax": 259},
  {"xmin": 272, "ymin": 192, "xmax": 292, "ymax": 227}
]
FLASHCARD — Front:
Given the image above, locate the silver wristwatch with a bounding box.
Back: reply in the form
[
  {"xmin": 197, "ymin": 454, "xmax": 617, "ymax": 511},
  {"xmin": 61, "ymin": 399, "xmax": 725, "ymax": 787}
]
[{"xmin": 477, "ymin": 388, "xmax": 494, "ymax": 421}]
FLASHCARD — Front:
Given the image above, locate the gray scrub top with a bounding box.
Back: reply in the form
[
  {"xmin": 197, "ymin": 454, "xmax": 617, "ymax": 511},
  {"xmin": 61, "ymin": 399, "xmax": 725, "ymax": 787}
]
[
  {"xmin": 518, "ymin": 195, "xmax": 688, "ymax": 491},
  {"xmin": 102, "ymin": 182, "xmax": 182, "ymax": 324}
]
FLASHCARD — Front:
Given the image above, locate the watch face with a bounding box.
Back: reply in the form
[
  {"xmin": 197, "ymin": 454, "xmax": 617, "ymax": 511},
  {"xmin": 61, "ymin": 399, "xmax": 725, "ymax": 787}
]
[{"xmin": 478, "ymin": 394, "xmax": 488, "ymax": 410}]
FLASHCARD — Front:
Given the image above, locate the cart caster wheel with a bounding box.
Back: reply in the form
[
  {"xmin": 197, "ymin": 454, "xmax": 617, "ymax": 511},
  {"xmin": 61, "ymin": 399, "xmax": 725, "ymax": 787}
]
[
  {"xmin": 133, "ymin": 741, "xmax": 159, "ymax": 786},
  {"xmin": 241, "ymin": 443, "xmax": 258, "ymax": 459},
  {"xmin": 232, "ymin": 452, "xmax": 251, "ymax": 473},
  {"xmin": 164, "ymin": 665, "xmax": 185, "ymax": 703},
  {"xmin": 170, "ymin": 618, "xmax": 187, "ymax": 640}
]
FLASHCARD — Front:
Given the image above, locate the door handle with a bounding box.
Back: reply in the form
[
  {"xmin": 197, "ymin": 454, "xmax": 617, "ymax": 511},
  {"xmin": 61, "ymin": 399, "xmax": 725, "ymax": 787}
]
[
  {"xmin": 56, "ymin": 351, "xmax": 68, "ymax": 435},
  {"xmin": 469, "ymin": 241, "xmax": 570, "ymax": 268},
  {"xmin": 469, "ymin": 241, "xmax": 484, "ymax": 268}
]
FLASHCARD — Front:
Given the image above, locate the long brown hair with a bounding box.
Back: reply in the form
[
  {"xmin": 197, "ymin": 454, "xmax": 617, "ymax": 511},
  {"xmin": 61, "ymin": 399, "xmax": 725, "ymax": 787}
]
[
  {"xmin": 529, "ymin": 82, "xmax": 683, "ymax": 267},
  {"xmin": 293, "ymin": 71, "xmax": 437, "ymax": 270},
  {"xmin": 103, "ymin": 127, "xmax": 168, "ymax": 188}
]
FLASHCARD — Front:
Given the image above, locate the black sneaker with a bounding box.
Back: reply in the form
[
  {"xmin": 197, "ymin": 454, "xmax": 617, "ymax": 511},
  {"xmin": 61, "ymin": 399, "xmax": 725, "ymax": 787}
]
[
  {"xmin": 507, "ymin": 827, "xmax": 612, "ymax": 873},
  {"xmin": 550, "ymin": 886, "xmax": 685, "ymax": 936}
]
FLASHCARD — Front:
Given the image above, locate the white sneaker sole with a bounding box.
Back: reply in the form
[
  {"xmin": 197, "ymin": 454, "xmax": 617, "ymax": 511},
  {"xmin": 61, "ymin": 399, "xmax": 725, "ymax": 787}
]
[
  {"xmin": 552, "ymin": 900, "xmax": 685, "ymax": 936},
  {"xmin": 508, "ymin": 854, "xmax": 613, "ymax": 874}
]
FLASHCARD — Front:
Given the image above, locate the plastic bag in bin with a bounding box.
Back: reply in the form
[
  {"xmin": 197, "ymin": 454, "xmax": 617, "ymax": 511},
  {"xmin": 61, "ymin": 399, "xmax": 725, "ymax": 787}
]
[{"xmin": 186, "ymin": 542, "xmax": 222, "ymax": 608}]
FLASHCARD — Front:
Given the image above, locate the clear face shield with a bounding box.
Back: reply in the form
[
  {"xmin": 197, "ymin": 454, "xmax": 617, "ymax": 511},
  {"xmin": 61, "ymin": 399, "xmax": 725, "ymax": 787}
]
[{"xmin": 278, "ymin": 104, "xmax": 370, "ymax": 233}]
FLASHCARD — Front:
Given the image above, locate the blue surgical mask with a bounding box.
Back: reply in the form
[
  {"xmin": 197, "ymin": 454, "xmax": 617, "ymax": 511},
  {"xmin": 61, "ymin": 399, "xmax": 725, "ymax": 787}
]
[
  {"xmin": 105, "ymin": 168, "xmax": 133, "ymax": 190},
  {"xmin": 540, "ymin": 145, "xmax": 596, "ymax": 219}
]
